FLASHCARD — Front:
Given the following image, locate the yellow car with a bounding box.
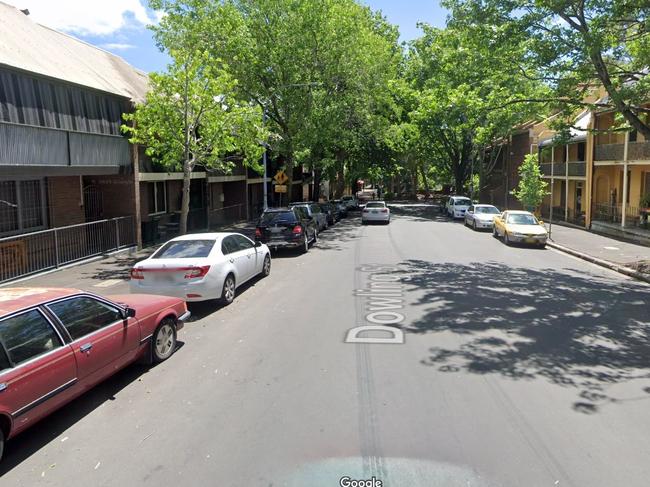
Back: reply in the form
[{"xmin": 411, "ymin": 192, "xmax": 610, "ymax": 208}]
[{"xmin": 493, "ymin": 210, "xmax": 548, "ymax": 248}]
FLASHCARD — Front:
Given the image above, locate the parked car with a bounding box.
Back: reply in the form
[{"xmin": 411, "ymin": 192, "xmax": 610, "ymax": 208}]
[
  {"xmin": 130, "ymin": 232, "xmax": 271, "ymax": 304},
  {"xmin": 331, "ymin": 200, "xmax": 348, "ymax": 218},
  {"xmin": 361, "ymin": 201, "xmax": 390, "ymax": 224},
  {"xmin": 446, "ymin": 196, "xmax": 473, "ymax": 219},
  {"xmin": 0, "ymin": 287, "xmax": 188, "ymax": 460},
  {"xmin": 493, "ymin": 210, "xmax": 548, "ymax": 247},
  {"xmin": 341, "ymin": 195, "xmax": 359, "ymax": 210},
  {"xmin": 289, "ymin": 202, "xmax": 328, "ymax": 231},
  {"xmin": 318, "ymin": 202, "xmax": 337, "ymax": 225},
  {"xmin": 464, "ymin": 204, "xmax": 501, "ymax": 230},
  {"xmin": 255, "ymin": 207, "xmax": 318, "ymax": 253}
]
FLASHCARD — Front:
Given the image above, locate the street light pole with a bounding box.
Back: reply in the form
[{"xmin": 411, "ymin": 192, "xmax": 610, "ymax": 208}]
[{"xmin": 262, "ymin": 110, "xmax": 268, "ymax": 211}]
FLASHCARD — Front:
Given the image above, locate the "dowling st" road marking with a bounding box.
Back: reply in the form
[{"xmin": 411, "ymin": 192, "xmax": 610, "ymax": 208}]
[{"xmin": 345, "ymin": 264, "xmax": 406, "ymax": 344}]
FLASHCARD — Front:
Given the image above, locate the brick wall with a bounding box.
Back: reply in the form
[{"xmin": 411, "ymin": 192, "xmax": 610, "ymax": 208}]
[
  {"xmin": 48, "ymin": 176, "xmax": 85, "ymax": 227},
  {"xmin": 84, "ymin": 175, "xmax": 136, "ymax": 219}
]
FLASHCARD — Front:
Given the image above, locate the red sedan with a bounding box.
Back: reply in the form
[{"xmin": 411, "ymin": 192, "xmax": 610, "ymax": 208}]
[{"xmin": 0, "ymin": 287, "xmax": 189, "ymax": 460}]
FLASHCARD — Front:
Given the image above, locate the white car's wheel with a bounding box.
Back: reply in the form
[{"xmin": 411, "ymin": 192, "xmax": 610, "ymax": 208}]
[
  {"xmin": 493, "ymin": 226, "xmax": 499, "ymax": 238},
  {"xmin": 221, "ymin": 274, "xmax": 236, "ymax": 304},
  {"xmin": 472, "ymin": 220, "xmax": 477, "ymax": 231},
  {"xmin": 261, "ymin": 254, "xmax": 271, "ymax": 277},
  {"xmin": 504, "ymin": 232, "xmax": 511, "ymax": 246}
]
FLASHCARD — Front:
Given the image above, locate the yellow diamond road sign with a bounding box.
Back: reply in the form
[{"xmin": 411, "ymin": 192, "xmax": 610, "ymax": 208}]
[{"xmin": 274, "ymin": 170, "xmax": 288, "ymax": 185}]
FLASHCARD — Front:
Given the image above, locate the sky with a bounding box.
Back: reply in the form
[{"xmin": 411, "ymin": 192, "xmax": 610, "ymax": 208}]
[{"xmin": 5, "ymin": 0, "xmax": 448, "ymax": 73}]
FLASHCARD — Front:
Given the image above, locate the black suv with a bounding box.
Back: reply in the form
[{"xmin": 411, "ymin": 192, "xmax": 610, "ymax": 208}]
[{"xmin": 255, "ymin": 207, "xmax": 318, "ymax": 253}]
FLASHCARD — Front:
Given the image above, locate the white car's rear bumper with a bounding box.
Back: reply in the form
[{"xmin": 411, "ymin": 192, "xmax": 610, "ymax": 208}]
[
  {"xmin": 362, "ymin": 212, "xmax": 390, "ymax": 222},
  {"xmin": 129, "ymin": 280, "xmax": 222, "ymax": 302}
]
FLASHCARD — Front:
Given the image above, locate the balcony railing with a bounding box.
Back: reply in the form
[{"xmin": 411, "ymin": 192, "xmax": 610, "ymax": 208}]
[
  {"xmin": 539, "ymin": 161, "xmax": 585, "ymax": 177},
  {"xmin": 594, "ymin": 143, "xmax": 624, "ymax": 161},
  {"xmin": 628, "ymin": 141, "xmax": 650, "ymax": 161}
]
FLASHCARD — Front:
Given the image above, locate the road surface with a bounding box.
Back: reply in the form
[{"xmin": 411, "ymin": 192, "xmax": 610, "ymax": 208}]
[{"xmin": 2, "ymin": 205, "xmax": 650, "ymax": 487}]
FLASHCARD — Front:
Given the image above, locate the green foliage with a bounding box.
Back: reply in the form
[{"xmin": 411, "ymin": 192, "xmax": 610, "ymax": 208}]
[
  {"xmin": 511, "ymin": 154, "xmax": 548, "ymax": 210},
  {"xmin": 641, "ymin": 193, "xmax": 650, "ymax": 209},
  {"xmin": 150, "ymin": 0, "xmax": 401, "ymax": 198},
  {"xmin": 443, "ymin": 0, "xmax": 650, "ymax": 139},
  {"xmin": 406, "ymin": 21, "xmax": 546, "ymax": 193},
  {"xmin": 122, "ymin": 45, "xmax": 267, "ymax": 233}
]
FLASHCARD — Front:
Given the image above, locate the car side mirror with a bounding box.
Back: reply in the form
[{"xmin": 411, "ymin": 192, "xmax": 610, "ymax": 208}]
[
  {"xmin": 538, "ymin": 220, "xmax": 544, "ymax": 225},
  {"xmin": 255, "ymin": 241, "xmax": 262, "ymax": 247},
  {"xmin": 123, "ymin": 307, "xmax": 136, "ymax": 319}
]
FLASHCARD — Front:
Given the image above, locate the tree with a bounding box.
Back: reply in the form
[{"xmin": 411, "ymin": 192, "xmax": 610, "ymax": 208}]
[
  {"xmin": 150, "ymin": 0, "xmax": 401, "ymax": 198},
  {"xmin": 406, "ymin": 23, "xmax": 544, "ymax": 194},
  {"xmin": 122, "ymin": 49, "xmax": 266, "ymax": 234},
  {"xmin": 511, "ymin": 154, "xmax": 548, "ymax": 211},
  {"xmin": 444, "ymin": 0, "xmax": 650, "ymax": 138}
]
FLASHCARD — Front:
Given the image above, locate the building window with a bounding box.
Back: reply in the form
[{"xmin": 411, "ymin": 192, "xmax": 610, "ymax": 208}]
[
  {"xmin": 0, "ymin": 179, "xmax": 47, "ymax": 236},
  {"xmin": 577, "ymin": 142, "xmax": 585, "ymax": 162},
  {"xmin": 148, "ymin": 181, "xmax": 167, "ymax": 215},
  {"xmin": 629, "ymin": 130, "xmax": 638, "ymax": 143}
]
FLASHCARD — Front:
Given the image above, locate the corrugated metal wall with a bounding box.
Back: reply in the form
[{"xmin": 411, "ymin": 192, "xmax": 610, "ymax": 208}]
[
  {"xmin": 0, "ymin": 122, "xmax": 129, "ymax": 166},
  {"xmin": 0, "ymin": 68, "xmax": 126, "ymax": 135}
]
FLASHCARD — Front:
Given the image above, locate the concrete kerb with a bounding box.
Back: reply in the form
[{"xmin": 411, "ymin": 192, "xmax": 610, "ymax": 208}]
[{"xmin": 547, "ymin": 240, "xmax": 650, "ymax": 285}]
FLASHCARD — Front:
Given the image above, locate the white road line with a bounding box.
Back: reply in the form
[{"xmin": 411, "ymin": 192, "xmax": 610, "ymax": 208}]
[{"xmin": 93, "ymin": 279, "xmax": 124, "ymax": 288}]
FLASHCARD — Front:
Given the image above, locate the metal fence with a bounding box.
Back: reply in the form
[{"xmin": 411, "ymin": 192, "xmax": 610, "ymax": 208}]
[
  {"xmin": 591, "ymin": 204, "xmax": 650, "ymax": 231},
  {"xmin": 0, "ymin": 216, "xmax": 135, "ymax": 283},
  {"xmin": 208, "ymin": 204, "xmax": 247, "ymax": 228}
]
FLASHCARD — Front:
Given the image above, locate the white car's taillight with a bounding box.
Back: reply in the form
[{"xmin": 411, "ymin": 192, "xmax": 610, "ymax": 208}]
[
  {"xmin": 130, "ymin": 268, "xmax": 144, "ymax": 280},
  {"xmin": 184, "ymin": 266, "xmax": 211, "ymax": 279}
]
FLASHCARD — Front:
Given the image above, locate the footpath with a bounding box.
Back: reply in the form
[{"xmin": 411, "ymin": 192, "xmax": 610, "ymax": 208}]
[
  {"xmin": 545, "ymin": 223, "xmax": 650, "ymax": 283},
  {"xmin": 0, "ymin": 221, "xmax": 258, "ymax": 294}
]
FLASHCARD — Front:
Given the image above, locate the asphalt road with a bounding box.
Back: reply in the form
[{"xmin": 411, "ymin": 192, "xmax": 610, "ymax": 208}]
[{"xmin": 2, "ymin": 205, "xmax": 650, "ymax": 487}]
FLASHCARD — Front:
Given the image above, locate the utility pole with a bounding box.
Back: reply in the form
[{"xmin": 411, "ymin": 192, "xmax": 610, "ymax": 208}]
[{"xmin": 262, "ymin": 110, "xmax": 268, "ymax": 211}]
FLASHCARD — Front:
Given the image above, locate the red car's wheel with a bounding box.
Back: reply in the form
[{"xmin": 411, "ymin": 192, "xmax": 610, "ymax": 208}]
[{"xmin": 152, "ymin": 318, "xmax": 177, "ymax": 363}]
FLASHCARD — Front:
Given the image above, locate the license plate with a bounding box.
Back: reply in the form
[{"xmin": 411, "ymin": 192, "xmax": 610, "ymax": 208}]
[
  {"xmin": 155, "ymin": 273, "xmax": 175, "ymax": 282},
  {"xmin": 525, "ymin": 238, "xmax": 537, "ymax": 244},
  {"xmin": 270, "ymin": 227, "xmax": 282, "ymax": 233},
  {"xmin": 371, "ymin": 210, "xmax": 379, "ymax": 214}
]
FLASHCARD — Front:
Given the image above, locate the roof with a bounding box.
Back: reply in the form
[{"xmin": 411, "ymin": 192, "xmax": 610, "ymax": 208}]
[
  {"xmin": 539, "ymin": 110, "xmax": 591, "ymax": 148},
  {"xmin": 0, "ymin": 287, "xmax": 80, "ymax": 316},
  {"xmin": 0, "ymin": 1, "xmax": 149, "ymax": 102},
  {"xmin": 169, "ymin": 233, "xmax": 238, "ymax": 241}
]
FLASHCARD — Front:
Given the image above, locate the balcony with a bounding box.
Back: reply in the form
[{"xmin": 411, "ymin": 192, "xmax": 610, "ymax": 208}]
[
  {"xmin": 594, "ymin": 143, "xmax": 624, "ymax": 161},
  {"xmin": 540, "ymin": 161, "xmax": 585, "ymax": 177},
  {"xmin": 0, "ymin": 121, "xmax": 129, "ymax": 168},
  {"xmin": 628, "ymin": 141, "xmax": 650, "ymax": 161}
]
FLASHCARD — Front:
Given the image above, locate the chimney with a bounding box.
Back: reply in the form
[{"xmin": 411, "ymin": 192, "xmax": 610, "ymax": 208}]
[{"xmin": 20, "ymin": 8, "xmax": 30, "ymax": 15}]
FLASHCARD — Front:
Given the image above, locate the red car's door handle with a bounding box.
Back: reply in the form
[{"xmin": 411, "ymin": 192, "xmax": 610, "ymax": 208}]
[
  {"xmin": 0, "ymin": 383, "xmax": 6, "ymax": 392},
  {"xmin": 80, "ymin": 343, "xmax": 93, "ymax": 353}
]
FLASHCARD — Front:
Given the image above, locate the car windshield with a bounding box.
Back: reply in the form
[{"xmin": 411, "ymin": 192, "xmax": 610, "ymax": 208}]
[
  {"xmin": 261, "ymin": 211, "xmax": 296, "ymax": 224},
  {"xmin": 153, "ymin": 239, "xmax": 216, "ymax": 258},
  {"xmin": 476, "ymin": 206, "xmax": 500, "ymax": 214},
  {"xmin": 507, "ymin": 214, "xmax": 538, "ymax": 225},
  {"xmin": 454, "ymin": 199, "xmax": 471, "ymax": 206},
  {"xmin": 365, "ymin": 202, "xmax": 385, "ymax": 208}
]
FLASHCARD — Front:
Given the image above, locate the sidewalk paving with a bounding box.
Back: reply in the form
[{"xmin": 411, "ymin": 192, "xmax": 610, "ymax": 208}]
[
  {"xmin": 545, "ymin": 222, "xmax": 650, "ymax": 277},
  {"xmin": 1, "ymin": 220, "xmax": 259, "ymax": 294}
]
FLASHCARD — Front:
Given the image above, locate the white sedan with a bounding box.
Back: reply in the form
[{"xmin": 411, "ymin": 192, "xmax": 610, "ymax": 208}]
[
  {"xmin": 361, "ymin": 201, "xmax": 390, "ymax": 224},
  {"xmin": 129, "ymin": 232, "xmax": 271, "ymax": 304},
  {"xmin": 464, "ymin": 204, "xmax": 501, "ymax": 230}
]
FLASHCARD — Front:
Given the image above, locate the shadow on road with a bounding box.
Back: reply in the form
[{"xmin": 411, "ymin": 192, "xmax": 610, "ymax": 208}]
[
  {"xmin": 395, "ymin": 259, "xmax": 650, "ymax": 413},
  {"xmin": 0, "ymin": 341, "xmax": 184, "ymax": 475}
]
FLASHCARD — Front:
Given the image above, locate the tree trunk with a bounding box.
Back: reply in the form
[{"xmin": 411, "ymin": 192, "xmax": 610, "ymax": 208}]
[{"xmin": 179, "ymin": 161, "xmax": 192, "ymax": 235}]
